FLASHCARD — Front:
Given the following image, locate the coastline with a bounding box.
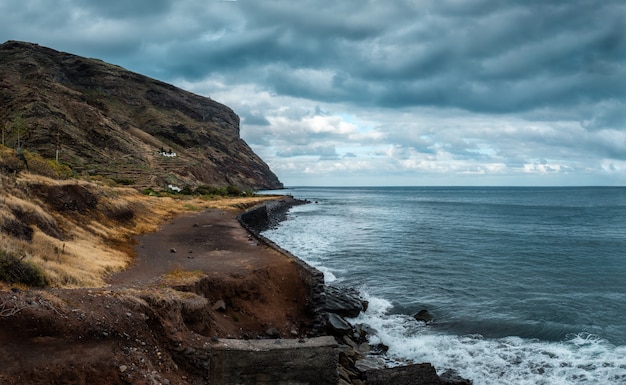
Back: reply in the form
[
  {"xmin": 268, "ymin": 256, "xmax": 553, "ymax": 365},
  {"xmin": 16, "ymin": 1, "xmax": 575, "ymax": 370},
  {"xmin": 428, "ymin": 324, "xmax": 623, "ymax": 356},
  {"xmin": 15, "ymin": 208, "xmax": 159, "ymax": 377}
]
[
  {"xmin": 1, "ymin": 197, "xmax": 333, "ymax": 385},
  {"xmin": 239, "ymin": 196, "xmax": 472, "ymax": 385},
  {"xmin": 0, "ymin": 195, "xmax": 471, "ymax": 385}
]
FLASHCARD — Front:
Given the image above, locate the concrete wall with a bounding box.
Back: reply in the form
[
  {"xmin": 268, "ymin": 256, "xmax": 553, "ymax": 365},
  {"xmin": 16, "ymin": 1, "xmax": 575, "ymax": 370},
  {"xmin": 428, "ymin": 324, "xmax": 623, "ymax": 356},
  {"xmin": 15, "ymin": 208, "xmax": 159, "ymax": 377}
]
[
  {"xmin": 238, "ymin": 201, "xmax": 328, "ymax": 334},
  {"xmin": 208, "ymin": 337, "xmax": 338, "ymax": 385}
]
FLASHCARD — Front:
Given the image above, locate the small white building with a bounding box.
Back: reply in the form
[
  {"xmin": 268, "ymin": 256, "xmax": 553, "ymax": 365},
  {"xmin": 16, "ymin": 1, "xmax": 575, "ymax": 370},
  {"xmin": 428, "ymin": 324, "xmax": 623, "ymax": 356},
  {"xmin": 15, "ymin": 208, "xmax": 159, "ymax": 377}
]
[{"xmin": 167, "ymin": 184, "xmax": 182, "ymax": 192}]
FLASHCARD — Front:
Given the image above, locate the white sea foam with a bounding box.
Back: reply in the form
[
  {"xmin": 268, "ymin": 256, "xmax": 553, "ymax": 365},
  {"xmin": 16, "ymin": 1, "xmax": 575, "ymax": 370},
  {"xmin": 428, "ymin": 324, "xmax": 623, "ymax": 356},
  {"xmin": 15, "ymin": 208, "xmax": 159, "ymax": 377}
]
[{"xmin": 352, "ymin": 290, "xmax": 626, "ymax": 385}]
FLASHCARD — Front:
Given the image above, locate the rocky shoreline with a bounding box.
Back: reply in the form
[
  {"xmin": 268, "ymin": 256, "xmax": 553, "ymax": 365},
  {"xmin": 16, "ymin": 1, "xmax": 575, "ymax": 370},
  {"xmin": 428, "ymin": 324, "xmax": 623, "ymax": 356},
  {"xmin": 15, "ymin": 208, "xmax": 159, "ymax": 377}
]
[{"xmin": 239, "ymin": 196, "xmax": 472, "ymax": 385}]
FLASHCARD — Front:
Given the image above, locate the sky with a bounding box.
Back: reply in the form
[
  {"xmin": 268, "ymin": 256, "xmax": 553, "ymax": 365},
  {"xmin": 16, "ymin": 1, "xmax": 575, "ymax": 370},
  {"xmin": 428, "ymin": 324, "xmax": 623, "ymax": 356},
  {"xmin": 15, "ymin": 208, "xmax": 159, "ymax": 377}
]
[{"xmin": 1, "ymin": 0, "xmax": 625, "ymax": 186}]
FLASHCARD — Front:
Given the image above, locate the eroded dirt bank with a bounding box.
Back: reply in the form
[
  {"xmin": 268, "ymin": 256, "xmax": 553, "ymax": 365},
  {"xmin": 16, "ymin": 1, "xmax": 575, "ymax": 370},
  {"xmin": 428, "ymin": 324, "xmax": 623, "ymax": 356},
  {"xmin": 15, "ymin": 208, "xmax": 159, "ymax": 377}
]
[{"xmin": 0, "ymin": 204, "xmax": 316, "ymax": 385}]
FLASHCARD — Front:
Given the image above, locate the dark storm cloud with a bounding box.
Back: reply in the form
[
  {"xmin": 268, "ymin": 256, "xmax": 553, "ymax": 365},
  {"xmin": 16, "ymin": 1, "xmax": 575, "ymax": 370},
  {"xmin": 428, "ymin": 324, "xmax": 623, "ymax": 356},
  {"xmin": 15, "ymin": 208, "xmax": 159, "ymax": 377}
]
[
  {"xmin": 160, "ymin": 0, "xmax": 624, "ymax": 117},
  {"xmin": 2, "ymin": 0, "xmax": 622, "ymax": 117},
  {"xmin": 1, "ymin": 0, "xmax": 625, "ymax": 185},
  {"xmin": 79, "ymin": 0, "xmax": 173, "ymax": 19}
]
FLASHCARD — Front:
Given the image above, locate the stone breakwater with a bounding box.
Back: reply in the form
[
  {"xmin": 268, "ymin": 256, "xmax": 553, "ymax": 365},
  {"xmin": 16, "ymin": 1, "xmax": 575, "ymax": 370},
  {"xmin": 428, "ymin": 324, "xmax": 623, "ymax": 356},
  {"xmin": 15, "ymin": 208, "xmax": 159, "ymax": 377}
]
[
  {"xmin": 239, "ymin": 197, "xmax": 473, "ymax": 385},
  {"xmin": 238, "ymin": 196, "xmax": 328, "ymax": 335}
]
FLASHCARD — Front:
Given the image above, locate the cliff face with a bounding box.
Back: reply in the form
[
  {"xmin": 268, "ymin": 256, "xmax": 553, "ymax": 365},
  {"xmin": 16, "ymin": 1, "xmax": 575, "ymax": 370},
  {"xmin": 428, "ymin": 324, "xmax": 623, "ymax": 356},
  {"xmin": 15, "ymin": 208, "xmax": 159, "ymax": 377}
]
[{"xmin": 0, "ymin": 40, "xmax": 282, "ymax": 190}]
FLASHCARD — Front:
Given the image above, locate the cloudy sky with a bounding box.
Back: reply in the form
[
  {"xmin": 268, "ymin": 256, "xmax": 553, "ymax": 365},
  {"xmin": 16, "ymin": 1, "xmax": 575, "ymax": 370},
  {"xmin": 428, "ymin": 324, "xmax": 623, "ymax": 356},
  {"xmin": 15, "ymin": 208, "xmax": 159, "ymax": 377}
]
[{"xmin": 2, "ymin": 0, "xmax": 625, "ymax": 186}]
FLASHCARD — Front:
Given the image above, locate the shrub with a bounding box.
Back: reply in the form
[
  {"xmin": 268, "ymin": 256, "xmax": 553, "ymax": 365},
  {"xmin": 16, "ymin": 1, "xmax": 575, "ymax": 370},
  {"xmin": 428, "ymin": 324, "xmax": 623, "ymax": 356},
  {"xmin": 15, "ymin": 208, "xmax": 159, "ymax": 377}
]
[
  {"xmin": 0, "ymin": 150, "xmax": 26, "ymax": 174},
  {"xmin": 226, "ymin": 185, "xmax": 241, "ymax": 196},
  {"xmin": 45, "ymin": 159, "xmax": 73, "ymax": 179},
  {"xmin": 0, "ymin": 251, "xmax": 48, "ymax": 287},
  {"xmin": 179, "ymin": 185, "xmax": 194, "ymax": 195},
  {"xmin": 194, "ymin": 185, "xmax": 226, "ymax": 196},
  {"xmin": 16, "ymin": 151, "xmax": 73, "ymax": 179},
  {"xmin": 112, "ymin": 177, "xmax": 134, "ymax": 186}
]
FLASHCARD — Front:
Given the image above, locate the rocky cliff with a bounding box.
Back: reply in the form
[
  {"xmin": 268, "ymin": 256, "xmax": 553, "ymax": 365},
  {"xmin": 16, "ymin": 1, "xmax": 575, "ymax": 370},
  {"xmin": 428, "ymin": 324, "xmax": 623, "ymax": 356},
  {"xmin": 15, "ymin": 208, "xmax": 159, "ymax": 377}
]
[{"xmin": 0, "ymin": 40, "xmax": 282, "ymax": 190}]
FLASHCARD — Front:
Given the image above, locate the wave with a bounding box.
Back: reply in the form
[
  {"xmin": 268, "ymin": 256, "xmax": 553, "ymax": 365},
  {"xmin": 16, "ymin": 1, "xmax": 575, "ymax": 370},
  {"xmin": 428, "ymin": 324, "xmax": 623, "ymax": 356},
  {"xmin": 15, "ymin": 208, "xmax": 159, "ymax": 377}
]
[{"xmin": 351, "ymin": 289, "xmax": 626, "ymax": 385}]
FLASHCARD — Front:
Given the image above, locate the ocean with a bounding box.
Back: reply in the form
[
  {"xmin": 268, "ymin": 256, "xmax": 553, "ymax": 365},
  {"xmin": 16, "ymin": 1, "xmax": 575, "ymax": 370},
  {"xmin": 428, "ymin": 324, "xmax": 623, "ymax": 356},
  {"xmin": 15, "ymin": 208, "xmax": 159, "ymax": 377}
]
[{"xmin": 259, "ymin": 187, "xmax": 626, "ymax": 385}]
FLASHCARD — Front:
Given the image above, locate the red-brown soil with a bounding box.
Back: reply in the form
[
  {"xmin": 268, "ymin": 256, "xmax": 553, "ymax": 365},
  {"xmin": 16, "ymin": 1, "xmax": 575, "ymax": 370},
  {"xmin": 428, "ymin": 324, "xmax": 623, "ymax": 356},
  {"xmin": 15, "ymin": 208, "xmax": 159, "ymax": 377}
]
[{"xmin": 0, "ymin": 208, "xmax": 314, "ymax": 385}]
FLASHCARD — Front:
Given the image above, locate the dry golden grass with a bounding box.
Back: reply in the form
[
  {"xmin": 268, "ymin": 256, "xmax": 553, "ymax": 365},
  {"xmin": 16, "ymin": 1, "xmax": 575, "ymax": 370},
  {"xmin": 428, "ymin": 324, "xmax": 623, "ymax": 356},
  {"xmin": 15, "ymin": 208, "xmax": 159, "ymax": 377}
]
[
  {"xmin": 4, "ymin": 196, "xmax": 56, "ymax": 225},
  {"xmin": 0, "ymin": 171, "xmax": 280, "ymax": 288},
  {"xmin": 161, "ymin": 264, "xmax": 207, "ymax": 285},
  {"xmin": 135, "ymin": 286, "xmax": 209, "ymax": 313}
]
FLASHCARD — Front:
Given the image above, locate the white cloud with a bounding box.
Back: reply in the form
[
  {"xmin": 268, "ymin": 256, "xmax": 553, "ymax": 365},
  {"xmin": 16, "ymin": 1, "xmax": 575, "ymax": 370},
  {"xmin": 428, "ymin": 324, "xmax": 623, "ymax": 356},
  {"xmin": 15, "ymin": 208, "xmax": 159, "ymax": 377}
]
[{"xmin": 1, "ymin": 0, "xmax": 625, "ymax": 186}]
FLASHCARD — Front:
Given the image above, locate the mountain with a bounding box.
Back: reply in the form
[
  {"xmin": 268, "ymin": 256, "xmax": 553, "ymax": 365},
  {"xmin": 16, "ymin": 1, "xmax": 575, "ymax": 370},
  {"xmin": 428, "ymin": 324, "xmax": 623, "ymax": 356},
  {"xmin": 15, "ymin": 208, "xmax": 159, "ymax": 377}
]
[{"xmin": 0, "ymin": 41, "xmax": 283, "ymax": 190}]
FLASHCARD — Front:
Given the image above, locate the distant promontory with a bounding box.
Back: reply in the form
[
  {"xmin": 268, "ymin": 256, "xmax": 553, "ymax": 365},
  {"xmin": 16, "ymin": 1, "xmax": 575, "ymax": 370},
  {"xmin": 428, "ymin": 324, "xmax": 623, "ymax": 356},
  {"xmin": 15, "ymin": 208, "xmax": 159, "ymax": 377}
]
[{"xmin": 0, "ymin": 40, "xmax": 282, "ymax": 191}]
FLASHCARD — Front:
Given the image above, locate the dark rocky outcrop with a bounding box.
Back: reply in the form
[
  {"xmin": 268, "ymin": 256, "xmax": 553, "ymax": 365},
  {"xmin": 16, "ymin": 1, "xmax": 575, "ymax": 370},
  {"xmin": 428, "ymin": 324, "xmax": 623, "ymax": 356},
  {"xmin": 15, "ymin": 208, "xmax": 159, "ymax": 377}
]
[
  {"xmin": 324, "ymin": 285, "xmax": 368, "ymax": 318},
  {"xmin": 367, "ymin": 364, "xmax": 472, "ymax": 385},
  {"xmin": 0, "ymin": 40, "xmax": 282, "ymax": 190},
  {"xmin": 414, "ymin": 309, "xmax": 435, "ymax": 324}
]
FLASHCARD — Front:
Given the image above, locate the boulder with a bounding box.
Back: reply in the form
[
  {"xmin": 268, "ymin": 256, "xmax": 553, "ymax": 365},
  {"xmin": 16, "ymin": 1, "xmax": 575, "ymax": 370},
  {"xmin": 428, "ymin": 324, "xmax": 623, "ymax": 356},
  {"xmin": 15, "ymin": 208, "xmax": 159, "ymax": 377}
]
[
  {"xmin": 366, "ymin": 363, "xmax": 442, "ymax": 385},
  {"xmin": 354, "ymin": 357, "xmax": 386, "ymax": 372},
  {"xmin": 365, "ymin": 363, "xmax": 473, "ymax": 385},
  {"xmin": 369, "ymin": 343, "xmax": 389, "ymax": 355},
  {"xmin": 265, "ymin": 327, "xmax": 281, "ymax": 339},
  {"xmin": 439, "ymin": 369, "xmax": 473, "ymax": 385},
  {"xmin": 413, "ymin": 309, "xmax": 434, "ymax": 323},
  {"xmin": 324, "ymin": 285, "xmax": 367, "ymax": 318},
  {"xmin": 327, "ymin": 313, "xmax": 353, "ymax": 335},
  {"xmin": 212, "ymin": 300, "xmax": 226, "ymax": 312}
]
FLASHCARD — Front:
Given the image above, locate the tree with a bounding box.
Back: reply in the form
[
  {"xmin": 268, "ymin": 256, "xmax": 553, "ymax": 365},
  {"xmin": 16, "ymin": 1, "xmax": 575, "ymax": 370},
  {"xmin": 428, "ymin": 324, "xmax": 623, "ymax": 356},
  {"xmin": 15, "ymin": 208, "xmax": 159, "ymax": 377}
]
[
  {"xmin": 12, "ymin": 114, "xmax": 28, "ymax": 150},
  {"xmin": 2, "ymin": 121, "xmax": 7, "ymax": 146}
]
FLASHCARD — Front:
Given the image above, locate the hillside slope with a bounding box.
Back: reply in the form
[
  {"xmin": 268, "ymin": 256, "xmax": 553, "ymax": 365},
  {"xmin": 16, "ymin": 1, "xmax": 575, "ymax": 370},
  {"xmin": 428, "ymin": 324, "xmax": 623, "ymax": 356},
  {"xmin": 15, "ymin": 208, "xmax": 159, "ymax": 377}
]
[{"xmin": 0, "ymin": 40, "xmax": 282, "ymax": 190}]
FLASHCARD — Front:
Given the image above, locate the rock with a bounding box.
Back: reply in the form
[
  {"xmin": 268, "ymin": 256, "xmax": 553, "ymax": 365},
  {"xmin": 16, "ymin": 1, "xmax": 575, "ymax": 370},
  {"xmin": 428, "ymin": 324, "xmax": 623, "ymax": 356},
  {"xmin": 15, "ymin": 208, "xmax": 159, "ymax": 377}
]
[
  {"xmin": 413, "ymin": 309, "xmax": 434, "ymax": 323},
  {"xmin": 354, "ymin": 357, "xmax": 386, "ymax": 372},
  {"xmin": 355, "ymin": 323, "xmax": 378, "ymax": 337},
  {"xmin": 327, "ymin": 313, "xmax": 353, "ymax": 335},
  {"xmin": 119, "ymin": 365, "xmax": 128, "ymax": 373},
  {"xmin": 342, "ymin": 335, "xmax": 358, "ymax": 349},
  {"xmin": 370, "ymin": 343, "xmax": 389, "ymax": 355},
  {"xmin": 357, "ymin": 342, "xmax": 371, "ymax": 354},
  {"xmin": 324, "ymin": 285, "xmax": 366, "ymax": 318},
  {"xmin": 337, "ymin": 366, "xmax": 352, "ymax": 382},
  {"xmin": 338, "ymin": 348, "xmax": 356, "ymax": 368},
  {"xmin": 169, "ymin": 248, "xmax": 177, "ymax": 253},
  {"xmin": 366, "ymin": 363, "xmax": 441, "ymax": 385},
  {"xmin": 365, "ymin": 363, "xmax": 473, "ymax": 385},
  {"xmin": 265, "ymin": 327, "xmax": 281, "ymax": 338},
  {"xmin": 212, "ymin": 300, "xmax": 226, "ymax": 312},
  {"xmin": 439, "ymin": 369, "xmax": 473, "ymax": 385}
]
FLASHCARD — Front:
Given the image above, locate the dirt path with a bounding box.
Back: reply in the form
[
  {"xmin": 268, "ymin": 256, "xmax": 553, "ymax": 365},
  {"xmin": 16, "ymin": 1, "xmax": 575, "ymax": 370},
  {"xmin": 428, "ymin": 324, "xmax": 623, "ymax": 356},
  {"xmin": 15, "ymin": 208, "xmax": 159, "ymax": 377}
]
[
  {"xmin": 109, "ymin": 208, "xmax": 274, "ymax": 287},
  {"xmin": 107, "ymin": 206, "xmax": 313, "ymax": 337}
]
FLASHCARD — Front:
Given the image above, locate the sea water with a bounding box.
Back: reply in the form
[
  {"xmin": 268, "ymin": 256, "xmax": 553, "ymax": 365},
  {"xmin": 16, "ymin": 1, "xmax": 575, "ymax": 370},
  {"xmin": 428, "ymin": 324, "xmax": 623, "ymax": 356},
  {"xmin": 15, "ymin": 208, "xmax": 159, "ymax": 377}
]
[{"xmin": 260, "ymin": 187, "xmax": 626, "ymax": 385}]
